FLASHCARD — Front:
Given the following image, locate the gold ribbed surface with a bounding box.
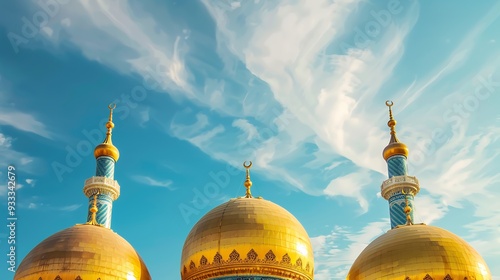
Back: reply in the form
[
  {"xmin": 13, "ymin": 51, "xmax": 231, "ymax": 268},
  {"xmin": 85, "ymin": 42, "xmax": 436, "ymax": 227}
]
[
  {"xmin": 383, "ymin": 142, "xmax": 409, "ymax": 160},
  {"xmin": 94, "ymin": 142, "xmax": 120, "ymax": 161},
  {"xmin": 347, "ymin": 224, "xmax": 491, "ymax": 280},
  {"xmin": 15, "ymin": 224, "xmax": 151, "ymax": 280},
  {"xmin": 181, "ymin": 197, "xmax": 314, "ymax": 280}
]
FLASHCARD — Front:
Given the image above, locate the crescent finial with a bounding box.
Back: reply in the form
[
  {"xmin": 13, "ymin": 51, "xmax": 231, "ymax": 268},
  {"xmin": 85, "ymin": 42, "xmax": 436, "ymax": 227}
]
[{"xmin": 243, "ymin": 161, "xmax": 253, "ymax": 198}]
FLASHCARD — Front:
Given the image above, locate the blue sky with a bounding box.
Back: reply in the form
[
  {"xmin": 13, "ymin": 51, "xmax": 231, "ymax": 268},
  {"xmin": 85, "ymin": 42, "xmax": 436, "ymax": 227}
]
[{"xmin": 0, "ymin": 0, "xmax": 499, "ymax": 279}]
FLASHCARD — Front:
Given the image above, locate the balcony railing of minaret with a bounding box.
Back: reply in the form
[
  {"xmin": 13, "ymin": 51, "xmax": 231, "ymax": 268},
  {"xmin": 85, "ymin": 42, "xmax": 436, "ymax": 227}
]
[
  {"xmin": 380, "ymin": 175, "xmax": 420, "ymax": 200},
  {"xmin": 83, "ymin": 176, "xmax": 121, "ymax": 199}
]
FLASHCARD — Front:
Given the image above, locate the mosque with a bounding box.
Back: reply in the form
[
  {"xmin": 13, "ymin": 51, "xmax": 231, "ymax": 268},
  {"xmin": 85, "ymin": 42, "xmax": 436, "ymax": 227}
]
[{"xmin": 13, "ymin": 101, "xmax": 492, "ymax": 280}]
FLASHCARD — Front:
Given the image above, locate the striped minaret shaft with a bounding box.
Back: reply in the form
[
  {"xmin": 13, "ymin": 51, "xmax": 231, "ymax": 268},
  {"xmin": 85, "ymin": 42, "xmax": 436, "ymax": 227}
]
[
  {"xmin": 381, "ymin": 101, "xmax": 420, "ymax": 229},
  {"xmin": 386, "ymin": 155, "xmax": 415, "ymax": 228},
  {"xmin": 86, "ymin": 156, "xmax": 116, "ymax": 228},
  {"xmin": 83, "ymin": 104, "xmax": 121, "ymax": 229}
]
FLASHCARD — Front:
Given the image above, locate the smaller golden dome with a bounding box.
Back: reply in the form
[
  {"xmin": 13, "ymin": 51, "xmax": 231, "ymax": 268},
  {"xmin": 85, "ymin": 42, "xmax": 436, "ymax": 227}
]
[
  {"xmin": 15, "ymin": 224, "xmax": 151, "ymax": 280},
  {"xmin": 383, "ymin": 141, "xmax": 409, "ymax": 160},
  {"xmin": 94, "ymin": 142, "xmax": 120, "ymax": 161},
  {"xmin": 94, "ymin": 104, "xmax": 120, "ymax": 161},
  {"xmin": 382, "ymin": 101, "xmax": 409, "ymax": 160},
  {"xmin": 347, "ymin": 224, "xmax": 491, "ymax": 279}
]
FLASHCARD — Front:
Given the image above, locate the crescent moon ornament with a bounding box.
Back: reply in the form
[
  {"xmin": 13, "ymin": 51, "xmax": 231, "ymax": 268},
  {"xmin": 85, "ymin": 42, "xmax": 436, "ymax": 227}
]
[
  {"xmin": 243, "ymin": 161, "xmax": 253, "ymax": 169},
  {"xmin": 108, "ymin": 103, "xmax": 117, "ymax": 110},
  {"xmin": 385, "ymin": 100, "xmax": 394, "ymax": 107}
]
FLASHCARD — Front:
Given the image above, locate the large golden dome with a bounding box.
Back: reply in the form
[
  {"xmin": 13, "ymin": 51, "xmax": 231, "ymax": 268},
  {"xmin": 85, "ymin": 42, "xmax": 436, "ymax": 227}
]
[
  {"xmin": 15, "ymin": 224, "xmax": 151, "ymax": 280},
  {"xmin": 347, "ymin": 224, "xmax": 491, "ymax": 279},
  {"xmin": 181, "ymin": 197, "xmax": 314, "ymax": 280}
]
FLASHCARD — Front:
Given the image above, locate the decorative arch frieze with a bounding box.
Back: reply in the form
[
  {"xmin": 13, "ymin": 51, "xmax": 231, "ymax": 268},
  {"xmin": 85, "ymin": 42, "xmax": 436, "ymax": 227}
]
[{"xmin": 182, "ymin": 248, "xmax": 313, "ymax": 280}]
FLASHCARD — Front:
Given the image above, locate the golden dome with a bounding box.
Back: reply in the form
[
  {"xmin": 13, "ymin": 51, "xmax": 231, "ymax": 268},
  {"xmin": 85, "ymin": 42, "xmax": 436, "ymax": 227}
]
[
  {"xmin": 347, "ymin": 224, "xmax": 491, "ymax": 280},
  {"xmin": 94, "ymin": 142, "xmax": 120, "ymax": 161},
  {"xmin": 15, "ymin": 224, "xmax": 151, "ymax": 280},
  {"xmin": 383, "ymin": 141, "xmax": 409, "ymax": 161},
  {"xmin": 181, "ymin": 197, "xmax": 314, "ymax": 280},
  {"xmin": 94, "ymin": 103, "xmax": 120, "ymax": 161}
]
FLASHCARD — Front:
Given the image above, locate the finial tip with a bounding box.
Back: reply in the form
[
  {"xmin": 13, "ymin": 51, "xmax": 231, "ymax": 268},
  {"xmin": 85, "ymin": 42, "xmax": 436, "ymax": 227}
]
[
  {"xmin": 108, "ymin": 103, "xmax": 117, "ymax": 110},
  {"xmin": 243, "ymin": 161, "xmax": 253, "ymax": 169},
  {"xmin": 385, "ymin": 100, "xmax": 394, "ymax": 107}
]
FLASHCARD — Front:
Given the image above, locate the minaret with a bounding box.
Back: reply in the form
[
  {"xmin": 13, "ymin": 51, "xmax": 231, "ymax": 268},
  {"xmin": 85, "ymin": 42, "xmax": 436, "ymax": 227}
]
[
  {"xmin": 381, "ymin": 101, "xmax": 420, "ymax": 229},
  {"xmin": 82, "ymin": 104, "xmax": 121, "ymax": 228}
]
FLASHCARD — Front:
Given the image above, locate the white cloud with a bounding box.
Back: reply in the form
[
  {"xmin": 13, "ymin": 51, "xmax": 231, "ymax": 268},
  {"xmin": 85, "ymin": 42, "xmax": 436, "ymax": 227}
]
[
  {"xmin": 323, "ymin": 170, "xmax": 371, "ymax": 213},
  {"xmin": 232, "ymin": 119, "xmax": 258, "ymax": 141},
  {"xmin": 183, "ymin": 0, "xmax": 420, "ymax": 199},
  {"xmin": 412, "ymin": 194, "xmax": 448, "ymax": 224},
  {"xmin": 58, "ymin": 204, "xmax": 82, "ymax": 212},
  {"xmin": 0, "ymin": 110, "xmax": 51, "ymax": 139},
  {"xmin": 132, "ymin": 175, "xmax": 174, "ymax": 190},
  {"xmin": 25, "ymin": 179, "xmax": 36, "ymax": 187},
  {"xmin": 138, "ymin": 106, "xmax": 150, "ymax": 126},
  {"xmin": 312, "ymin": 220, "xmax": 388, "ymax": 279},
  {"xmin": 47, "ymin": 0, "xmax": 192, "ymax": 96},
  {"xmin": 61, "ymin": 18, "xmax": 71, "ymax": 27},
  {"xmin": 0, "ymin": 132, "xmax": 38, "ymax": 176},
  {"xmin": 42, "ymin": 26, "xmax": 54, "ymax": 37},
  {"xmin": 0, "ymin": 133, "xmax": 12, "ymax": 147}
]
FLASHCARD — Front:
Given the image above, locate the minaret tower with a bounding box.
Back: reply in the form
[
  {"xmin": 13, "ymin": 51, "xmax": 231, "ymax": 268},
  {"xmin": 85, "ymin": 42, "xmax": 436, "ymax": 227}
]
[
  {"xmin": 82, "ymin": 104, "xmax": 121, "ymax": 228},
  {"xmin": 381, "ymin": 101, "xmax": 420, "ymax": 228}
]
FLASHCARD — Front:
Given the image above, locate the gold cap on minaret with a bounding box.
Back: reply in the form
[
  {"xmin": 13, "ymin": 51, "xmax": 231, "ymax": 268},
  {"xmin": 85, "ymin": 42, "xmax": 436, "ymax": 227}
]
[
  {"xmin": 383, "ymin": 101, "xmax": 409, "ymax": 161},
  {"xmin": 243, "ymin": 161, "xmax": 253, "ymax": 198},
  {"xmin": 94, "ymin": 104, "xmax": 120, "ymax": 161}
]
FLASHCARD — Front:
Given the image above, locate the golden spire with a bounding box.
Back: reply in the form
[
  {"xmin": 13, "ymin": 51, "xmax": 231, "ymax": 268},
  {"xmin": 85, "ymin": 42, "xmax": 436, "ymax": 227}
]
[
  {"xmin": 243, "ymin": 161, "xmax": 253, "ymax": 198},
  {"xmin": 383, "ymin": 101, "xmax": 409, "ymax": 161},
  {"xmin": 94, "ymin": 103, "xmax": 120, "ymax": 161},
  {"xmin": 402, "ymin": 189, "xmax": 413, "ymax": 226},
  {"xmin": 86, "ymin": 192, "xmax": 101, "ymax": 226}
]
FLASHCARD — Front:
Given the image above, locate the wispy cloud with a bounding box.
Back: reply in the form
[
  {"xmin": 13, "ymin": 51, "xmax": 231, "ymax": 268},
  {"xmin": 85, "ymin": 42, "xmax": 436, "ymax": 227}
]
[
  {"xmin": 58, "ymin": 204, "xmax": 82, "ymax": 212},
  {"xmin": 311, "ymin": 220, "xmax": 388, "ymax": 279},
  {"xmin": 0, "ymin": 92, "xmax": 51, "ymax": 139},
  {"xmin": 0, "ymin": 133, "xmax": 12, "ymax": 147},
  {"xmin": 0, "ymin": 132, "xmax": 38, "ymax": 176},
  {"xmin": 138, "ymin": 106, "xmax": 150, "ymax": 127},
  {"xmin": 397, "ymin": 1, "xmax": 500, "ymax": 110},
  {"xmin": 37, "ymin": 0, "xmax": 192, "ymax": 95},
  {"xmin": 132, "ymin": 175, "xmax": 174, "ymax": 190},
  {"xmin": 25, "ymin": 179, "xmax": 36, "ymax": 187},
  {"xmin": 323, "ymin": 170, "xmax": 372, "ymax": 213},
  {"xmin": 176, "ymin": 0, "xmax": 420, "ymax": 199},
  {"xmin": 22, "ymin": 201, "xmax": 81, "ymax": 212}
]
